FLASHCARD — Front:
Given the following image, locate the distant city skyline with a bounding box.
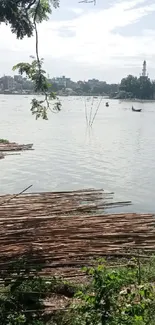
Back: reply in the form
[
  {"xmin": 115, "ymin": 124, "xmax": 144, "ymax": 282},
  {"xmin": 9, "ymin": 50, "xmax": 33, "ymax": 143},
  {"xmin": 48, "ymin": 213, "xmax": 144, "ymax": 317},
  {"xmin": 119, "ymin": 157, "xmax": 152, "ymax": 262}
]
[
  {"xmin": 0, "ymin": 60, "xmax": 150, "ymax": 85},
  {"xmin": 0, "ymin": 65, "xmax": 153, "ymax": 100},
  {"xmin": 0, "ymin": 74, "xmax": 118, "ymax": 96}
]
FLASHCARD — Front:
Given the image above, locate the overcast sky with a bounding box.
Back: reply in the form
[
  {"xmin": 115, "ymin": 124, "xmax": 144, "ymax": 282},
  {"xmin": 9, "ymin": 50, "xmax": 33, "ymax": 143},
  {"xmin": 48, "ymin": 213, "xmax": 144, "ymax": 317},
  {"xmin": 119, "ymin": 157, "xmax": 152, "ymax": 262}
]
[{"xmin": 1, "ymin": 0, "xmax": 155, "ymax": 82}]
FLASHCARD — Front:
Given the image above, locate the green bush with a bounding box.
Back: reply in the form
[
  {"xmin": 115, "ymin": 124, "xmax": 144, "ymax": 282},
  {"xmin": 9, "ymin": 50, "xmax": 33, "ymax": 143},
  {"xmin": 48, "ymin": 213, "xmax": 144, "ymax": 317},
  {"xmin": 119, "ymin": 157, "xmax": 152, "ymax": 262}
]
[
  {"xmin": 70, "ymin": 259, "xmax": 155, "ymax": 325},
  {"xmin": 0, "ymin": 138, "xmax": 10, "ymax": 144},
  {"xmin": 1, "ymin": 258, "xmax": 155, "ymax": 325}
]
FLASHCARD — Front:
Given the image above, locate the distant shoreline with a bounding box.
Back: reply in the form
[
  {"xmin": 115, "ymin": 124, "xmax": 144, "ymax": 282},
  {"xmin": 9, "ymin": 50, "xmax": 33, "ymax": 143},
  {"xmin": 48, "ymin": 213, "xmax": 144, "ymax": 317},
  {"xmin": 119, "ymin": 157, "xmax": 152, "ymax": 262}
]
[{"xmin": 118, "ymin": 98, "xmax": 155, "ymax": 103}]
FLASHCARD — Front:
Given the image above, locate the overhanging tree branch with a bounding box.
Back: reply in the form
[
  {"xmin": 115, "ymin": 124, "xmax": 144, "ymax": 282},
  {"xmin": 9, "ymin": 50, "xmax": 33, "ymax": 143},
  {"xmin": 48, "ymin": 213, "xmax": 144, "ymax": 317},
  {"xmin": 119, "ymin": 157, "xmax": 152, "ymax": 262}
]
[
  {"xmin": 1, "ymin": 0, "xmax": 95, "ymax": 119},
  {"xmin": 13, "ymin": 0, "xmax": 61, "ymax": 119}
]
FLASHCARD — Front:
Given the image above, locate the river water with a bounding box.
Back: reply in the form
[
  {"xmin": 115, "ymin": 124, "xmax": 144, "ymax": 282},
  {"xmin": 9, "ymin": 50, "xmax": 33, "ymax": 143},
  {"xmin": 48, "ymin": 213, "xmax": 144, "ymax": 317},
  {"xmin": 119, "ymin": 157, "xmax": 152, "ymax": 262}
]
[{"xmin": 0, "ymin": 95, "xmax": 155, "ymax": 213}]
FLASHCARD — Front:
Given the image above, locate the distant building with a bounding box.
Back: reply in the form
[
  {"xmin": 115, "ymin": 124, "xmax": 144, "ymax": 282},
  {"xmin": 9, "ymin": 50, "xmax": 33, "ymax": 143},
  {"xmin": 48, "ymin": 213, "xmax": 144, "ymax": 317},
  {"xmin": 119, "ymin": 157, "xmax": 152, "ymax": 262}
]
[
  {"xmin": 141, "ymin": 60, "xmax": 148, "ymax": 78},
  {"xmin": 1, "ymin": 76, "xmax": 16, "ymax": 90},
  {"xmin": 87, "ymin": 79, "xmax": 106, "ymax": 91},
  {"xmin": 51, "ymin": 76, "xmax": 68, "ymax": 87},
  {"xmin": 14, "ymin": 75, "xmax": 23, "ymax": 83},
  {"xmin": 87, "ymin": 79, "xmax": 100, "ymax": 87}
]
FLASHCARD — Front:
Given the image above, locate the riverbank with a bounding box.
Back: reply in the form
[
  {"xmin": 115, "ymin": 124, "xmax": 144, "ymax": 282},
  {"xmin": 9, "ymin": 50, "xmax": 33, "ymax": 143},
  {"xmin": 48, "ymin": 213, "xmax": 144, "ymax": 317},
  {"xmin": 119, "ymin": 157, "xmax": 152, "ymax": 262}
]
[{"xmin": 118, "ymin": 98, "xmax": 155, "ymax": 102}]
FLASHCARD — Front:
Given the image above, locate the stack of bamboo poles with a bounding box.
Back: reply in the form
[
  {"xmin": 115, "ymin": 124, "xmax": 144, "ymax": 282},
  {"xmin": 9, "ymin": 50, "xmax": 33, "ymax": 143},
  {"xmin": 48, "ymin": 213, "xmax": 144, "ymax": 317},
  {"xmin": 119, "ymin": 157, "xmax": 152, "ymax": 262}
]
[
  {"xmin": 0, "ymin": 189, "xmax": 130, "ymax": 216},
  {"xmin": 0, "ymin": 189, "xmax": 155, "ymax": 278}
]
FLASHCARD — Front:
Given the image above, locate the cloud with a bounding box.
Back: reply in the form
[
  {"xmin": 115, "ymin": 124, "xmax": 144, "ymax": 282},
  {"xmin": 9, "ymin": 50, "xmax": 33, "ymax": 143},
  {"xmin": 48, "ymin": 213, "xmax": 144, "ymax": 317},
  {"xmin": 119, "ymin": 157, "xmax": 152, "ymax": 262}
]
[
  {"xmin": 57, "ymin": 26, "xmax": 76, "ymax": 37},
  {"xmin": 38, "ymin": 0, "xmax": 155, "ymax": 65},
  {"xmin": 68, "ymin": 7, "xmax": 84, "ymax": 15},
  {"xmin": 0, "ymin": 0, "xmax": 155, "ymax": 81}
]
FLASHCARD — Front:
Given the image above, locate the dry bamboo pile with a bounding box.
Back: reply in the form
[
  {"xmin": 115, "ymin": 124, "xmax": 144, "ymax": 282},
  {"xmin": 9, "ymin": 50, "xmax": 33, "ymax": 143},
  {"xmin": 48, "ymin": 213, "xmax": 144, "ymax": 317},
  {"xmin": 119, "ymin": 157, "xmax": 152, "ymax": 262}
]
[
  {"xmin": 0, "ymin": 212, "xmax": 155, "ymax": 278},
  {"xmin": 0, "ymin": 189, "xmax": 154, "ymax": 278},
  {"xmin": 0, "ymin": 189, "xmax": 130, "ymax": 216}
]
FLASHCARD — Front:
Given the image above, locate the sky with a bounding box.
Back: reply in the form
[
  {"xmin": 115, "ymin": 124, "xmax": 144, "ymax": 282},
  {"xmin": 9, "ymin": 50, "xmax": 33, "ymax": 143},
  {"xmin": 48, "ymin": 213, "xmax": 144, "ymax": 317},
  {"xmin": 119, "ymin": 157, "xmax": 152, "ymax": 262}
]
[{"xmin": 1, "ymin": 0, "xmax": 155, "ymax": 82}]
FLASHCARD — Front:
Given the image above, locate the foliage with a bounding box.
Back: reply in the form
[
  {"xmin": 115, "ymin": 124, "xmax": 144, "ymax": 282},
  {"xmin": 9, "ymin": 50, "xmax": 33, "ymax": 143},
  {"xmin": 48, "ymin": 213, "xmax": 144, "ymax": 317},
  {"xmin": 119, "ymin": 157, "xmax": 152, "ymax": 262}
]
[
  {"xmin": 0, "ymin": 0, "xmax": 59, "ymax": 39},
  {"xmin": 0, "ymin": 138, "xmax": 10, "ymax": 144},
  {"xmin": 69, "ymin": 258, "xmax": 155, "ymax": 325},
  {"xmin": 0, "ymin": 1, "xmax": 61, "ymax": 119},
  {"xmin": 13, "ymin": 58, "xmax": 61, "ymax": 119},
  {"xmin": 10, "ymin": 1, "xmax": 62, "ymax": 119},
  {"xmin": 11, "ymin": 0, "xmax": 62, "ymax": 119},
  {"xmin": 0, "ymin": 0, "xmax": 97, "ymax": 119},
  {"xmin": 1, "ymin": 257, "xmax": 155, "ymax": 325},
  {"xmin": 0, "ymin": 255, "xmax": 46, "ymax": 325},
  {"xmin": 0, "ymin": 254, "xmax": 81, "ymax": 325},
  {"xmin": 119, "ymin": 75, "xmax": 155, "ymax": 100},
  {"xmin": 77, "ymin": 81, "xmax": 118, "ymax": 96}
]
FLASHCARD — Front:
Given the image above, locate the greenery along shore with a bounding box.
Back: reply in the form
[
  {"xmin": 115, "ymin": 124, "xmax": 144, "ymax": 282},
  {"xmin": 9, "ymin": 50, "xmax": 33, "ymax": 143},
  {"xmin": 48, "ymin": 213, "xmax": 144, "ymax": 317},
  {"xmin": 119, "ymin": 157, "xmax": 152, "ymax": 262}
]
[
  {"xmin": 116, "ymin": 74, "xmax": 155, "ymax": 100},
  {"xmin": 1, "ymin": 256, "xmax": 155, "ymax": 325}
]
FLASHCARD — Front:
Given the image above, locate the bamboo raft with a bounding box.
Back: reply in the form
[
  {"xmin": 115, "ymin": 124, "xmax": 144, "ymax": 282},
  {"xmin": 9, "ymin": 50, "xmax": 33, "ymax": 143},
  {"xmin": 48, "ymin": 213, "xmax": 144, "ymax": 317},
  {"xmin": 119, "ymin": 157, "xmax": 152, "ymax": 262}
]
[
  {"xmin": 0, "ymin": 142, "xmax": 33, "ymax": 152},
  {"xmin": 0, "ymin": 189, "xmax": 155, "ymax": 278}
]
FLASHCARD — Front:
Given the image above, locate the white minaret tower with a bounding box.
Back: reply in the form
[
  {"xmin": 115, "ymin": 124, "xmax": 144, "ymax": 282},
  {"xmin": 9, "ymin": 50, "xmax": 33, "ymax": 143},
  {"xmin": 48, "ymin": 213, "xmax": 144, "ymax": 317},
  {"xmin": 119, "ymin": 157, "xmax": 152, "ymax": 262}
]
[{"xmin": 142, "ymin": 60, "xmax": 147, "ymax": 77}]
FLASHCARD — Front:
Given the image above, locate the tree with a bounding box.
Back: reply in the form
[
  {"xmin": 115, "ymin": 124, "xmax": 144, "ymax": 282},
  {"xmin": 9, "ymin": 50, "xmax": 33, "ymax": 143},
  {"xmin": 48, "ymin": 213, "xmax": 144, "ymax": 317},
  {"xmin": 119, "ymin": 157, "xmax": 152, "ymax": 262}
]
[
  {"xmin": 119, "ymin": 74, "xmax": 154, "ymax": 100},
  {"xmin": 80, "ymin": 82, "xmax": 91, "ymax": 94},
  {"xmin": 119, "ymin": 75, "xmax": 139, "ymax": 98},
  {"xmin": 138, "ymin": 76, "xmax": 153, "ymax": 99}
]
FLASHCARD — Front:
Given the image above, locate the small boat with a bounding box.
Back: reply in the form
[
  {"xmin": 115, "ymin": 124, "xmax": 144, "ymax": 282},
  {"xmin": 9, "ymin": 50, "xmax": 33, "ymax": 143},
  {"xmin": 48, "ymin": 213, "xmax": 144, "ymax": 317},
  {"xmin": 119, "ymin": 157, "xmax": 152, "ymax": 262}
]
[
  {"xmin": 132, "ymin": 106, "xmax": 142, "ymax": 112},
  {"xmin": 105, "ymin": 102, "xmax": 109, "ymax": 107}
]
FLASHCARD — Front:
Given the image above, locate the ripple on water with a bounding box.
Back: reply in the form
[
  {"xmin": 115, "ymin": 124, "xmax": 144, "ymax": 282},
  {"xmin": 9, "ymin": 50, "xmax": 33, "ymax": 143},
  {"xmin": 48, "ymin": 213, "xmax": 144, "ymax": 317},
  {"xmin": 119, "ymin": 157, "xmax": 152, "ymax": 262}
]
[{"xmin": 0, "ymin": 95, "xmax": 155, "ymax": 213}]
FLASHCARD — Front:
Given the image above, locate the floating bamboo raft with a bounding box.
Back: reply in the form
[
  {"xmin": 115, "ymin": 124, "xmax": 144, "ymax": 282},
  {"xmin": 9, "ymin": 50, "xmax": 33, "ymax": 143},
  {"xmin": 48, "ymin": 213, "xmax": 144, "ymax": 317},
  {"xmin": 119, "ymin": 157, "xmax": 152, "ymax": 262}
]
[
  {"xmin": 0, "ymin": 189, "xmax": 155, "ymax": 279},
  {"xmin": 0, "ymin": 142, "xmax": 33, "ymax": 152},
  {"xmin": 0, "ymin": 142, "xmax": 33, "ymax": 159}
]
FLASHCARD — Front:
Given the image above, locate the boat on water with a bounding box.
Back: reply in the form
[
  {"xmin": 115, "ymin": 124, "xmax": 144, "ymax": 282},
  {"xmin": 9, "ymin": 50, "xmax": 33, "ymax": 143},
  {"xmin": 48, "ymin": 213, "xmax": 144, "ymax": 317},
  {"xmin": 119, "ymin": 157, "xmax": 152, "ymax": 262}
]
[
  {"xmin": 106, "ymin": 102, "xmax": 109, "ymax": 107},
  {"xmin": 132, "ymin": 106, "xmax": 142, "ymax": 112}
]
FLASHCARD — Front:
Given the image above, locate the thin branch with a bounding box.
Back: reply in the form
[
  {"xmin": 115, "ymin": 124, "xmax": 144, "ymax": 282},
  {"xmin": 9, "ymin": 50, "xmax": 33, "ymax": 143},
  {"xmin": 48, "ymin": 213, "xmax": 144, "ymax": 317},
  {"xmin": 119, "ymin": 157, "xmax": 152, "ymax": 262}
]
[
  {"xmin": 27, "ymin": 0, "xmax": 37, "ymax": 9},
  {"xmin": 90, "ymin": 96, "xmax": 103, "ymax": 126},
  {"xmin": 89, "ymin": 96, "xmax": 94, "ymax": 126},
  {"xmin": 137, "ymin": 250, "xmax": 141, "ymax": 285},
  {"xmin": 33, "ymin": 0, "xmax": 41, "ymax": 75},
  {"xmin": 0, "ymin": 185, "xmax": 33, "ymax": 206},
  {"xmin": 84, "ymin": 98, "xmax": 88, "ymax": 126}
]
